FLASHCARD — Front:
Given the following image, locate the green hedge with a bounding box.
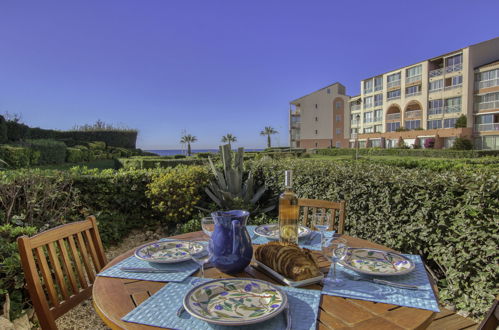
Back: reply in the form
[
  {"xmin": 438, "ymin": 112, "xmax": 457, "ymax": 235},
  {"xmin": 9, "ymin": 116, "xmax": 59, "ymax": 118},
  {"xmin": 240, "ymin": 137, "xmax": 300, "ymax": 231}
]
[
  {"xmin": 57, "ymin": 130, "xmax": 137, "ymax": 148},
  {"xmin": 0, "ymin": 145, "xmax": 38, "ymax": 168},
  {"xmin": 251, "ymin": 158, "xmax": 498, "ymax": 318},
  {"xmin": 116, "ymin": 157, "xmax": 206, "ymax": 169},
  {"xmin": 6, "ymin": 121, "xmax": 30, "ymax": 141},
  {"xmin": 317, "ymin": 148, "xmax": 499, "ymax": 158},
  {"xmin": 66, "ymin": 147, "xmax": 85, "ymax": 163},
  {"xmin": 0, "ymin": 115, "xmax": 7, "ymax": 144},
  {"xmin": 23, "ymin": 139, "xmax": 67, "ymax": 165}
]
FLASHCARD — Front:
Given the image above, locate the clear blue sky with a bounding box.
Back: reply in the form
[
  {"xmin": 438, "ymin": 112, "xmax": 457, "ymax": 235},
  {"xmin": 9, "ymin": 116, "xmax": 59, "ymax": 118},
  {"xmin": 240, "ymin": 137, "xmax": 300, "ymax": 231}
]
[{"xmin": 1, "ymin": 1, "xmax": 498, "ymax": 149}]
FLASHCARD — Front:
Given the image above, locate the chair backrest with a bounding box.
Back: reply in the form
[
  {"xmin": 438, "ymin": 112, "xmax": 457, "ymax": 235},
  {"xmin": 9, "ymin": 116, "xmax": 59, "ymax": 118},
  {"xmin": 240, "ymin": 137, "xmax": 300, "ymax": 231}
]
[
  {"xmin": 478, "ymin": 296, "xmax": 499, "ymax": 330},
  {"xmin": 298, "ymin": 198, "xmax": 346, "ymax": 234},
  {"xmin": 17, "ymin": 216, "xmax": 107, "ymax": 330}
]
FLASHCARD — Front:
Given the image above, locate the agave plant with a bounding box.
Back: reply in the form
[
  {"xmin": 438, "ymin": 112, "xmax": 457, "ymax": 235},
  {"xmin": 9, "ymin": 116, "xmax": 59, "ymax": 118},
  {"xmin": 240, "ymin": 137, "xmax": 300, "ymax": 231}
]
[{"xmin": 205, "ymin": 144, "xmax": 274, "ymax": 213}]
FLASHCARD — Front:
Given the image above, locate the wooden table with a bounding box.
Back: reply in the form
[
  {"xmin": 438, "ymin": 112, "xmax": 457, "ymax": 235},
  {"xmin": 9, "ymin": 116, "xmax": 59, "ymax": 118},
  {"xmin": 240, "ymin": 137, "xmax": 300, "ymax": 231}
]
[{"xmin": 93, "ymin": 231, "xmax": 436, "ymax": 329}]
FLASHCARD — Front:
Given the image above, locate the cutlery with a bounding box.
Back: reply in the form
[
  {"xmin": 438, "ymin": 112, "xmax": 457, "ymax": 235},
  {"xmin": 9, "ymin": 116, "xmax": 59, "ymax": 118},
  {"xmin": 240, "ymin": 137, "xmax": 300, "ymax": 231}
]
[
  {"xmin": 176, "ymin": 305, "xmax": 186, "ymax": 317},
  {"xmin": 349, "ymin": 275, "xmax": 421, "ymax": 290},
  {"xmin": 120, "ymin": 267, "xmax": 179, "ymax": 273},
  {"xmin": 284, "ymin": 304, "xmax": 291, "ymax": 330}
]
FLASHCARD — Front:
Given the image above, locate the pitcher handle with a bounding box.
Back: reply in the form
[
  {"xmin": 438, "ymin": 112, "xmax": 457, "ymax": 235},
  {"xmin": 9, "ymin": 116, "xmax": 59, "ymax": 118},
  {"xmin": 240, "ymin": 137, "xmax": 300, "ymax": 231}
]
[{"xmin": 232, "ymin": 220, "xmax": 241, "ymax": 255}]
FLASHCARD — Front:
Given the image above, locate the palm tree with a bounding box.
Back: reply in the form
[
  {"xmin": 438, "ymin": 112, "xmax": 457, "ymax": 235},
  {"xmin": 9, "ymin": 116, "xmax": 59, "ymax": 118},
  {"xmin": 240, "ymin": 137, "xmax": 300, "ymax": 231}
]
[
  {"xmin": 260, "ymin": 126, "xmax": 278, "ymax": 148},
  {"xmin": 221, "ymin": 133, "xmax": 237, "ymax": 149},
  {"xmin": 180, "ymin": 134, "xmax": 197, "ymax": 156}
]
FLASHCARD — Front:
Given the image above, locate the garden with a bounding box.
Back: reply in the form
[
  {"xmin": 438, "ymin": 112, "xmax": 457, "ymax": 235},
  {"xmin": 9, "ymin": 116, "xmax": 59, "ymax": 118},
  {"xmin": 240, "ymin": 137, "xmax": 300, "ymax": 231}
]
[{"xmin": 0, "ymin": 144, "xmax": 497, "ymax": 326}]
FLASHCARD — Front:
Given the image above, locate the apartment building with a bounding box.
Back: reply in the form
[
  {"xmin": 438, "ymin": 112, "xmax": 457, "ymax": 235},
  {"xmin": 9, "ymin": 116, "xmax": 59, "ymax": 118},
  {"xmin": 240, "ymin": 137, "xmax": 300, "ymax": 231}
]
[
  {"xmin": 289, "ymin": 82, "xmax": 350, "ymax": 148},
  {"xmin": 350, "ymin": 37, "xmax": 499, "ymax": 149},
  {"xmin": 289, "ymin": 37, "xmax": 499, "ymax": 150}
]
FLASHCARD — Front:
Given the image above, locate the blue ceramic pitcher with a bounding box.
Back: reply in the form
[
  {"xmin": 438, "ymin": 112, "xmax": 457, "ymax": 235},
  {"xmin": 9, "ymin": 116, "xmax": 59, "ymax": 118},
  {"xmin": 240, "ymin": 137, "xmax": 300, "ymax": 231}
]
[{"xmin": 210, "ymin": 210, "xmax": 253, "ymax": 274}]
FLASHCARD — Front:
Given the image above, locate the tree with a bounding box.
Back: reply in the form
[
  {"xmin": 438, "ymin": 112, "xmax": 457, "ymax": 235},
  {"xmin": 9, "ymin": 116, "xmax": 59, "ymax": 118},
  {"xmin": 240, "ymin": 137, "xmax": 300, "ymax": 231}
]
[
  {"xmin": 260, "ymin": 126, "xmax": 278, "ymax": 148},
  {"xmin": 455, "ymin": 115, "xmax": 467, "ymax": 128},
  {"xmin": 221, "ymin": 134, "xmax": 237, "ymax": 149},
  {"xmin": 452, "ymin": 137, "xmax": 473, "ymax": 150},
  {"xmin": 180, "ymin": 134, "xmax": 197, "ymax": 156}
]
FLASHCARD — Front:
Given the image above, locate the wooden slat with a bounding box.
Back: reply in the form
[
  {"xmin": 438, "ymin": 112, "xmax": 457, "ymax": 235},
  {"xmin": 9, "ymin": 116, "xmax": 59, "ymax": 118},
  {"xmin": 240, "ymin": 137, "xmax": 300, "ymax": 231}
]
[
  {"xmin": 46, "ymin": 242, "xmax": 70, "ymax": 301},
  {"xmin": 303, "ymin": 206, "xmax": 309, "ymax": 227},
  {"xmin": 34, "ymin": 246, "xmax": 59, "ymax": 308},
  {"xmin": 84, "ymin": 229, "xmax": 102, "ymax": 270},
  {"xmin": 88, "ymin": 216, "xmax": 108, "ymax": 269},
  {"xmin": 57, "ymin": 238, "xmax": 79, "ymax": 295},
  {"xmin": 30, "ymin": 220, "xmax": 93, "ymax": 248},
  {"xmin": 427, "ymin": 313, "xmax": 477, "ymax": 329},
  {"xmin": 331, "ymin": 209, "xmax": 336, "ymax": 231},
  {"xmin": 76, "ymin": 232, "xmax": 95, "ymax": 282},
  {"xmin": 67, "ymin": 235, "xmax": 88, "ymax": 289}
]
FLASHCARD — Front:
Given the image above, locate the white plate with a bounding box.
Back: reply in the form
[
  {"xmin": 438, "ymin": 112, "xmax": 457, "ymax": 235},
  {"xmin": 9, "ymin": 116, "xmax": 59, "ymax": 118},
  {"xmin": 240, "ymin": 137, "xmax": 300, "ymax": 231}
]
[
  {"xmin": 134, "ymin": 240, "xmax": 203, "ymax": 264},
  {"xmin": 339, "ymin": 248, "xmax": 415, "ymax": 276},
  {"xmin": 255, "ymin": 260, "xmax": 324, "ymax": 287},
  {"xmin": 254, "ymin": 224, "xmax": 311, "ymax": 240}
]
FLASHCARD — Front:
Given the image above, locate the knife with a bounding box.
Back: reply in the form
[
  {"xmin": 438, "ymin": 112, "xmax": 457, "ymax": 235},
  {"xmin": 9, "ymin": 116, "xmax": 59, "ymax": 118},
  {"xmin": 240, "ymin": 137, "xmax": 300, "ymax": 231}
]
[
  {"xmin": 350, "ymin": 275, "xmax": 421, "ymax": 290},
  {"xmin": 120, "ymin": 267, "xmax": 179, "ymax": 273}
]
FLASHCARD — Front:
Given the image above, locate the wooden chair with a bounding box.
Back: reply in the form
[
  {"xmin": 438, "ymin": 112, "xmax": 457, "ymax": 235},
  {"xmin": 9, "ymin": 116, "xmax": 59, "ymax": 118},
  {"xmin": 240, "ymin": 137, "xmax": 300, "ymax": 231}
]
[
  {"xmin": 478, "ymin": 296, "xmax": 499, "ymax": 330},
  {"xmin": 298, "ymin": 198, "xmax": 346, "ymax": 234},
  {"xmin": 17, "ymin": 216, "xmax": 107, "ymax": 330}
]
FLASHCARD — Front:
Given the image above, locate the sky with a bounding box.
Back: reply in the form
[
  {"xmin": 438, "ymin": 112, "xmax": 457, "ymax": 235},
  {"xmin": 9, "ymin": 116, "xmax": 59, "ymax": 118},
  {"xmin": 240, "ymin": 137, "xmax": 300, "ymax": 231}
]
[{"xmin": 1, "ymin": 1, "xmax": 499, "ymax": 149}]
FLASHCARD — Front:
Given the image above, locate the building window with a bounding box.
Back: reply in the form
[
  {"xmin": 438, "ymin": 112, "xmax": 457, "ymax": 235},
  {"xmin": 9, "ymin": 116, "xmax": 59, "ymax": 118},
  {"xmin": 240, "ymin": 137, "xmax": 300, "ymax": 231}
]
[
  {"xmin": 406, "ymin": 65, "xmax": 422, "ymax": 83},
  {"xmin": 336, "ymin": 128, "xmax": 341, "ymax": 135},
  {"xmin": 445, "ymin": 75, "xmax": 463, "ymax": 89},
  {"xmin": 387, "ymin": 72, "xmax": 401, "ymax": 88},
  {"xmin": 386, "ymin": 122, "xmax": 400, "ymax": 132},
  {"xmin": 374, "ymin": 76, "xmax": 383, "ymax": 91},
  {"xmin": 371, "ymin": 139, "xmax": 381, "ymax": 147},
  {"xmin": 336, "ymin": 115, "xmax": 341, "ymax": 122},
  {"xmin": 350, "ymin": 128, "xmax": 358, "ymax": 135},
  {"xmin": 444, "ymin": 118, "xmax": 458, "ymax": 128},
  {"xmin": 374, "ymin": 124, "xmax": 382, "ymax": 133},
  {"xmin": 364, "ymin": 127, "xmax": 373, "ymax": 133},
  {"xmin": 405, "ymin": 120, "xmax": 421, "ymax": 130},
  {"xmin": 335, "ymin": 141, "xmax": 341, "ymax": 148},
  {"xmin": 364, "ymin": 111, "xmax": 373, "ymax": 123},
  {"xmin": 327, "ymin": 88, "xmax": 331, "ymax": 94},
  {"xmin": 315, "ymin": 104, "xmax": 318, "ymax": 109},
  {"xmin": 315, "ymin": 142, "xmax": 318, "ymax": 147},
  {"xmin": 475, "ymin": 68, "xmax": 499, "ymax": 89},
  {"xmin": 374, "ymin": 94, "xmax": 383, "ymax": 107},
  {"xmin": 429, "ymin": 99, "xmax": 443, "ymax": 115},
  {"xmin": 387, "ymin": 89, "xmax": 401, "ymax": 100},
  {"xmin": 427, "ymin": 119, "xmax": 442, "ymax": 129},
  {"xmin": 444, "ymin": 97, "xmax": 461, "ymax": 113},
  {"xmin": 429, "ymin": 79, "xmax": 443, "ymax": 92},
  {"xmin": 364, "ymin": 96, "xmax": 373, "ymax": 109},
  {"xmin": 406, "ymin": 85, "xmax": 421, "ymax": 96},
  {"xmin": 315, "ymin": 117, "xmax": 318, "ymax": 121},
  {"xmin": 315, "ymin": 130, "xmax": 318, "ymax": 134},
  {"xmin": 445, "ymin": 54, "xmax": 463, "ymax": 72},
  {"xmin": 364, "ymin": 79, "xmax": 373, "ymax": 94},
  {"xmin": 335, "ymin": 100, "xmax": 343, "ymax": 109},
  {"xmin": 476, "ymin": 92, "xmax": 499, "ymax": 111},
  {"xmin": 374, "ymin": 109, "xmax": 383, "ymax": 122}
]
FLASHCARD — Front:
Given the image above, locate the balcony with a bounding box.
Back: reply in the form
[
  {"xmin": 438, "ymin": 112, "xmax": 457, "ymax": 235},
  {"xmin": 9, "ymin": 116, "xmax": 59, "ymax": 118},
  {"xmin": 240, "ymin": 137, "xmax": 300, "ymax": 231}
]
[
  {"xmin": 350, "ymin": 104, "xmax": 361, "ymax": 111},
  {"xmin": 291, "ymin": 122, "xmax": 301, "ymax": 129},
  {"xmin": 429, "ymin": 68, "xmax": 443, "ymax": 77},
  {"xmin": 373, "ymin": 116, "xmax": 383, "ymax": 122},
  {"xmin": 474, "ymin": 123, "xmax": 499, "ymax": 132},
  {"xmin": 387, "ymin": 80, "xmax": 401, "ymax": 89},
  {"xmin": 364, "ymin": 103, "xmax": 373, "ymax": 109},
  {"xmin": 429, "ymin": 87, "xmax": 443, "ymax": 93},
  {"xmin": 405, "ymin": 110, "xmax": 422, "ymax": 119},
  {"xmin": 386, "ymin": 113, "xmax": 401, "ymax": 120},
  {"xmin": 364, "ymin": 88, "xmax": 373, "ymax": 94},
  {"xmin": 444, "ymin": 83, "xmax": 462, "ymax": 91},
  {"xmin": 477, "ymin": 100, "xmax": 499, "ymax": 111},
  {"xmin": 428, "ymin": 107, "xmax": 443, "ymax": 115},
  {"xmin": 351, "ymin": 120, "xmax": 360, "ymax": 126},
  {"xmin": 445, "ymin": 63, "xmax": 463, "ymax": 73},
  {"xmin": 364, "ymin": 118, "xmax": 373, "ymax": 124},
  {"xmin": 387, "ymin": 95, "xmax": 401, "ymax": 101},
  {"xmin": 476, "ymin": 78, "xmax": 499, "ymax": 90},
  {"xmin": 406, "ymin": 90, "xmax": 422, "ymax": 97},
  {"xmin": 374, "ymin": 85, "xmax": 383, "ymax": 92},
  {"xmin": 444, "ymin": 105, "xmax": 461, "ymax": 114},
  {"xmin": 406, "ymin": 75, "xmax": 422, "ymax": 84}
]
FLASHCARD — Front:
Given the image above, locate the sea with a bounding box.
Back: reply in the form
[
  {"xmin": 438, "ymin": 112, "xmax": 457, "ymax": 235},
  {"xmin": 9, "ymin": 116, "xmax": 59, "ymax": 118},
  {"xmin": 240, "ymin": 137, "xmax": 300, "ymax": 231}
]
[{"xmin": 146, "ymin": 149, "xmax": 263, "ymax": 156}]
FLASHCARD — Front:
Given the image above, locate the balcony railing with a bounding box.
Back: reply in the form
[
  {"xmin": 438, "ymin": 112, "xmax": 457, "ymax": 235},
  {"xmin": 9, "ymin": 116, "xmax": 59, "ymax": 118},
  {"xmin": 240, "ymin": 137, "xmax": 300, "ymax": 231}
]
[
  {"xmin": 386, "ymin": 113, "xmax": 401, "ymax": 120},
  {"xmin": 444, "ymin": 105, "xmax": 461, "ymax": 113},
  {"xmin": 364, "ymin": 118, "xmax": 373, "ymax": 124},
  {"xmin": 291, "ymin": 122, "xmax": 301, "ymax": 128},
  {"xmin": 405, "ymin": 110, "xmax": 422, "ymax": 119},
  {"xmin": 350, "ymin": 104, "xmax": 361, "ymax": 111},
  {"xmin": 477, "ymin": 100, "xmax": 499, "ymax": 111},
  {"xmin": 429, "ymin": 87, "xmax": 443, "ymax": 93},
  {"xmin": 444, "ymin": 84, "xmax": 462, "ymax": 91},
  {"xmin": 374, "ymin": 101, "xmax": 383, "ymax": 107},
  {"xmin": 429, "ymin": 68, "xmax": 443, "ymax": 77},
  {"xmin": 445, "ymin": 63, "xmax": 463, "ymax": 73},
  {"xmin": 474, "ymin": 123, "xmax": 499, "ymax": 132},
  {"xmin": 364, "ymin": 88, "xmax": 373, "ymax": 94},
  {"xmin": 374, "ymin": 85, "xmax": 383, "ymax": 92},
  {"xmin": 428, "ymin": 107, "xmax": 443, "ymax": 115},
  {"xmin": 373, "ymin": 116, "xmax": 383, "ymax": 122},
  {"xmin": 387, "ymin": 80, "xmax": 401, "ymax": 89},
  {"xmin": 406, "ymin": 75, "xmax": 422, "ymax": 84},
  {"xmin": 476, "ymin": 78, "xmax": 499, "ymax": 90},
  {"xmin": 406, "ymin": 91, "xmax": 422, "ymax": 97},
  {"xmin": 387, "ymin": 95, "xmax": 401, "ymax": 101},
  {"xmin": 351, "ymin": 120, "xmax": 360, "ymax": 126},
  {"xmin": 364, "ymin": 103, "xmax": 373, "ymax": 109}
]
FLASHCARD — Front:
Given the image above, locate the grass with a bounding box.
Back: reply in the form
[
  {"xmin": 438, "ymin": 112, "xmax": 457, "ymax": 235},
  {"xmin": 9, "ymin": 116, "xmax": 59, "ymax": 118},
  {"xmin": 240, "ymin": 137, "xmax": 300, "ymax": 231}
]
[{"xmin": 31, "ymin": 159, "xmax": 117, "ymax": 170}]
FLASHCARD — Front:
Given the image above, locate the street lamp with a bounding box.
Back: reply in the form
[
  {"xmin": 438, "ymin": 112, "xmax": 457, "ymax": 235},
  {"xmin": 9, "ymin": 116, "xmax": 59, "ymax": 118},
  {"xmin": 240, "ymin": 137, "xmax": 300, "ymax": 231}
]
[{"xmin": 355, "ymin": 114, "xmax": 360, "ymax": 160}]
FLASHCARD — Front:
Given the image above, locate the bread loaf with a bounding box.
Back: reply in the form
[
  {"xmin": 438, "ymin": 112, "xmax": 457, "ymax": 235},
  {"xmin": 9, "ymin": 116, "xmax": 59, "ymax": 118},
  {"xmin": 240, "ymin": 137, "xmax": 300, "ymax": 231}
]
[{"xmin": 255, "ymin": 242, "xmax": 321, "ymax": 281}]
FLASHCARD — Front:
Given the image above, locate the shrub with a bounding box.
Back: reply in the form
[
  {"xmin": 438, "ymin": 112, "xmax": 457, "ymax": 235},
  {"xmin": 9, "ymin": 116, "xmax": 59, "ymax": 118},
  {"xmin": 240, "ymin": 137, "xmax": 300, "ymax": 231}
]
[
  {"xmin": 147, "ymin": 166, "xmax": 211, "ymax": 223},
  {"xmin": 0, "ymin": 145, "xmax": 34, "ymax": 168},
  {"xmin": 174, "ymin": 154, "xmax": 187, "ymax": 159},
  {"xmin": 28, "ymin": 127, "xmax": 58, "ymax": 140},
  {"xmin": 424, "ymin": 138, "xmax": 435, "ymax": 149},
  {"xmin": 455, "ymin": 115, "xmax": 467, "ymax": 128},
  {"xmin": 57, "ymin": 130, "xmax": 138, "ymax": 148},
  {"xmin": 6, "ymin": 121, "xmax": 30, "ymax": 141},
  {"xmin": 251, "ymin": 158, "xmax": 499, "ymax": 318},
  {"xmin": 195, "ymin": 152, "xmax": 214, "ymax": 158},
  {"xmin": 116, "ymin": 157, "xmax": 205, "ymax": 169},
  {"xmin": 88, "ymin": 141, "xmax": 106, "ymax": 150},
  {"xmin": 452, "ymin": 137, "xmax": 473, "ymax": 150},
  {"xmin": 66, "ymin": 147, "xmax": 85, "ymax": 163},
  {"xmin": 0, "ymin": 115, "xmax": 7, "ymax": 143},
  {"xmin": 23, "ymin": 139, "xmax": 67, "ymax": 165}
]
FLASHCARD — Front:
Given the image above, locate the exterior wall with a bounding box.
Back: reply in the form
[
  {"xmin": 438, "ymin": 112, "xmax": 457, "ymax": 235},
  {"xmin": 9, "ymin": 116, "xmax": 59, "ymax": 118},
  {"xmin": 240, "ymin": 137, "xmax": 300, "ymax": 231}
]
[{"xmin": 300, "ymin": 139, "xmax": 334, "ymax": 149}]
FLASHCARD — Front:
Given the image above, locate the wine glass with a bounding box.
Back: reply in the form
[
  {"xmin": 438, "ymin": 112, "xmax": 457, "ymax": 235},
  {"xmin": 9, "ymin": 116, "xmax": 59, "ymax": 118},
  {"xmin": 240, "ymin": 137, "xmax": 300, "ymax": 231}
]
[
  {"xmin": 187, "ymin": 238, "xmax": 212, "ymax": 281},
  {"xmin": 322, "ymin": 237, "xmax": 348, "ymax": 286},
  {"xmin": 201, "ymin": 217, "xmax": 215, "ymax": 237},
  {"xmin": 312, "ymin": 212, "xmax": 332, "ymax": 246}
]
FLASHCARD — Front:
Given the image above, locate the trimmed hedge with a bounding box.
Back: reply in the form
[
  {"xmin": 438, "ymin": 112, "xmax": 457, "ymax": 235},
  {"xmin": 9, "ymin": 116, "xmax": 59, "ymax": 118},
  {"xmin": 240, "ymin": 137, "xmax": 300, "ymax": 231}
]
[
  {"xmin": 317, "ymin": 148, "xmax": 499, "ymax": 158},
  {"xmin": 251, "ymin": 158, "xmax": 499, "ymax": 318},
  {"xmin": 116, "ymin": 157, "xmax": 206, "ymax": 169},
  {"xmin": 57, "ymin": 130, "xmax": 137, "ymax": 148},
  {"xmin": 23, "ymin": 139, "xmax": 67, "ymax": 165},
  {"xmin": 0, "ymin": 145, "xmax": 38, "ymax": 167},
  {"xmin": 0, "ymin": 115, "xmax": 7, "ymax": 144},
  {"xmin": 6, "ymin": 121, "xmax": 30, "ymax": 141}
]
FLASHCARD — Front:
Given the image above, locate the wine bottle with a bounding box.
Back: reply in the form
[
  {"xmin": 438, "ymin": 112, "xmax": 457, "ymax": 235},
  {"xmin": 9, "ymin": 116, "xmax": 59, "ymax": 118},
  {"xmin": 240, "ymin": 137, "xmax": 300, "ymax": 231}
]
[{"xmin": 279, "ymin": 170, "xmax": 299, "ymax": 244}]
